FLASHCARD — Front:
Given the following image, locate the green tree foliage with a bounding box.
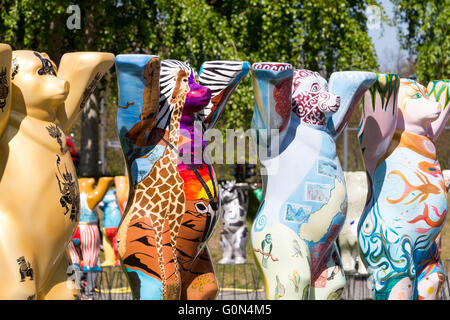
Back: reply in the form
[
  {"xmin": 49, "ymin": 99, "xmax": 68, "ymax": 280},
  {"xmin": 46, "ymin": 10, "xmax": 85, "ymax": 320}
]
[
  {"xmin": 206, "ymin": 0, "xmax": 381, "ymax": 130},
  {"xmin": 392, "ymin": 0, "xmax": 449, "ymax": 82},
  {"xmin": 0, "ymin": 0, "xmax": 380, "ymax": 175},
  {"xmin": 0, "ymin": 0, "xmax": 161, "ymax": 176}
]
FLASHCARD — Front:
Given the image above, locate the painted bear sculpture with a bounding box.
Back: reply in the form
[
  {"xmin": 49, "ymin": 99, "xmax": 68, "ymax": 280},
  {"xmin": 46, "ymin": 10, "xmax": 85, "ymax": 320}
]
[
  {"xmin": 337, "ymin": 171, "xmax": 368, "ymax": 274},
  {"xmin": 115, "ymin": 55, "xmax": 250, "ymax": 300},
  {"xmin": 0, "ymin": 44, "xmax": 113, "ymax": 299},
  {"xmin": 98, "ymin": 176, "xmax": 129, "ymax": 267},
  {"xmin": 250, "ymin": 62, "xmax": 376, "ymax": 300},
  {"xmin": 357, "ymin": 76, "xmax": 449, "ymax": 300},
  {"xmin": 67, "ymin": 177, "xmax": 113, "ymax": 272},
  {"xmin": 218, "ymin": 180, "xmax": 249, "ymax": 265}
]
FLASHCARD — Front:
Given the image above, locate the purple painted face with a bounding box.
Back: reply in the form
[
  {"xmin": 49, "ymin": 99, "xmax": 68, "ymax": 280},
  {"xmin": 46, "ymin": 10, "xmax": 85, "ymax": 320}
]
[{"xmin": 183, "ymin": 69, "xmax": 211, "ymax": 115}]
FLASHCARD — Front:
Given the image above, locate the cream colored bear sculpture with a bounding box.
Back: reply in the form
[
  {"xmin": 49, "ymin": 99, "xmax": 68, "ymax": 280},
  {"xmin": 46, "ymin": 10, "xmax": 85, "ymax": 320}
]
[
  {"xmin": 338, "ymin": 172, "xmax": 368, "ymax": 274},
  {"xmin": 0, "ymin": 44, "xmax": 114, "ymax": 299}
]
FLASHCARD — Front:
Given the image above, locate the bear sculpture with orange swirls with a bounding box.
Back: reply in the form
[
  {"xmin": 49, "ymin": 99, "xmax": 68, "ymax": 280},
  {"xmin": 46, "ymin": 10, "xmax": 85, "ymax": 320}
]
[{"xmin": 358, "ymin": 76, "xmax": 449, "ymax": 300}]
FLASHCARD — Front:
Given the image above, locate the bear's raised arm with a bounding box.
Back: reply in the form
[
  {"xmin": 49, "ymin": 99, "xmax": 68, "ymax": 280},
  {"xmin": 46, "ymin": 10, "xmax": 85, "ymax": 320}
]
[
  {"xmin": 56, "ymin": 52, "xmax": 115, "ymax": 133},
  {"xmin": 86, "ymin": 177, "xmax": 114, "ymax": 211},
  {"xmin": 251, "ymin": 62, "xmax": 294, "ymax": 159},
  {"xmin": 426, "ymin": 80, "xmax": 450, "ymax": 142},
  {"xmin": 0, "ymin": 44, "xmax": 12, "ymax": 140},
  {"xmin": 357, "ymin": 73, "xmax": 400, "ymax": 178},
  {"xmin": 114, "ymin": 54, "xmax": 161, "ymax": 182},
  {"xmin": 197, "ymin": 60, "xmax": 250, "ymax": 130},
  {"xmin": 327, "ymin": 71, "xmax": 377, "ymax": 138},
  {"xmin": 114, "ymin": 175, "xmax": 129, "ymax": 215}
]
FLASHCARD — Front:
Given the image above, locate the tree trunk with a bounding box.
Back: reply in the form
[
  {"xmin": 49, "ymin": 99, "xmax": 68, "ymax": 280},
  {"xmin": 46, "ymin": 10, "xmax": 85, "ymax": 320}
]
[
  {"xmin": 79, "ymin": 94, "xmax": 100, "ymax": 178},
  {"xmin": 79, "ymin": 3, "xmax": 99, "ymax": 178}
]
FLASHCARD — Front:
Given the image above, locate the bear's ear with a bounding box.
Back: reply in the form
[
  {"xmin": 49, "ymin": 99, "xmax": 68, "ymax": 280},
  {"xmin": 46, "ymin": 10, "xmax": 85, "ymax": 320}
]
[
  {"xmin": 357, "ymin": 73, "xmax": 400, "ymax": 181},
  {"xmin": 197, "ymin": 60, "xmax": 250, "ymax": 130},
  {"xmin": 250, "ymin": 62, "xmax": 293, "ymax": 161},
  {"xmin": 426, "ymin": 80, "xmax": 450, "ymax": 142},
  {"xmin": 0, "ymin": 44, "xmax": 12, "ymax": 140},
  {"xmin": 326, "ymin": 71, "xmax": 377, "ymax": 139}
]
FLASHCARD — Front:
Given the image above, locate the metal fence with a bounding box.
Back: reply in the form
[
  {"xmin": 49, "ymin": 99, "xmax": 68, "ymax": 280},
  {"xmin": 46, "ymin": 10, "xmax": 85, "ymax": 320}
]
[
  {"xmin": 341, "ymin": 272, "xmax": 450, "ymax": 300},
  {"xmin": 215, "ymin": 263, "xmax": 263, "ymax": 300},
  {"xmin": 87, "ymin": 264, "xmax": 450, "ymax": 300},
  {"xmin": 83, "ymin": 266, "xmax": 133, "ymax": 300}
]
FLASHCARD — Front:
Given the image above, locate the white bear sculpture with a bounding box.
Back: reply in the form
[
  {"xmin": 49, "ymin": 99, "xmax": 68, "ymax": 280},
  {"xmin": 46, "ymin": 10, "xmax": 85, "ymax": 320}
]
[
  {"xmin": 218, "ymin": 181, "xmax": 249, "ymax": 264},
  {"xmin": 338, "ymin": 172, "xmax": 368, "ymax": 274}
]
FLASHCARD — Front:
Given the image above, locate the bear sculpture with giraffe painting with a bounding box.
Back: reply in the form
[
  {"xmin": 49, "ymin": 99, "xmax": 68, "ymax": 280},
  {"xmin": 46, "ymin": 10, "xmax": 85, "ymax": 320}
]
[{"xmin": 115, "ymin": 54, "xmax": 250, "ymax": 300}]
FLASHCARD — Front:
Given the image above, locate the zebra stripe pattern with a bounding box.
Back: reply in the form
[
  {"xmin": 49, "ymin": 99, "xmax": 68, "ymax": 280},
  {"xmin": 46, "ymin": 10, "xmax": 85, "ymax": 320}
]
[
  {"xmin": 156, "ymin": 59, "xmax": 192, "ymax": 130},
  {"xmin": 197, "ymin": 61, "xmax": 250, "ymax": 130}
]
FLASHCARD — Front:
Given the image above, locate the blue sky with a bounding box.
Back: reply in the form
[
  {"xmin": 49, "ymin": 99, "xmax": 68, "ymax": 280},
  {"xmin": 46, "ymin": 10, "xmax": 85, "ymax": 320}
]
[{"xmin": 367, "ymin": 0, "xmax": 408, "ymax": 71}]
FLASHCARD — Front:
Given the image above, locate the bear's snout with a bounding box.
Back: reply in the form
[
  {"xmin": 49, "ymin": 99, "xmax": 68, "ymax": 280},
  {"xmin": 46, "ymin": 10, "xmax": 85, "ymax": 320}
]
[
  {"xmin": 51, "ymin": 78, "xmax": 70, "ymax": 99},
  {"xmin": 428, "ymin": 100, "xmax": 442, "ymax": 119},
  {"xmin": 328, "ymin": 95, "xmax": 340, "ymax": 113},
  {"xmin": 184, "ymin": 82, "xmax": 211, "ymax": 112}
]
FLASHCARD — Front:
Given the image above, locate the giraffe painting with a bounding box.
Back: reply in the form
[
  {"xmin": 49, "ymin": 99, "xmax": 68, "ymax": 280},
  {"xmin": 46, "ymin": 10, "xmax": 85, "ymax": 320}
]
[
  {"xmin": 115, "ymin": 56, "xmax": 250, "ymax": 300},
  {"xmin": 127, "ymin": 69, "xmax": 189, "ymax": 299},
  {"xmin": 116, "ymin": 57, "xmax": 191, "ymax": 299}
]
